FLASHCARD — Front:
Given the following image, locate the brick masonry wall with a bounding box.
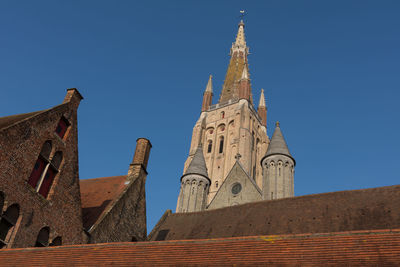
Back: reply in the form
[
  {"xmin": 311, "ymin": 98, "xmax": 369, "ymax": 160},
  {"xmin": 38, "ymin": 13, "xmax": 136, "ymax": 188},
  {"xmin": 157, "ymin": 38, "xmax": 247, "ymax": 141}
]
[
  {"xmin": 0, "ymin": 90, "xmax": 85, "ymax": 248},
  {"xmin": 89, "ymin": 168, "xmax": 148, "ymax": 243}
]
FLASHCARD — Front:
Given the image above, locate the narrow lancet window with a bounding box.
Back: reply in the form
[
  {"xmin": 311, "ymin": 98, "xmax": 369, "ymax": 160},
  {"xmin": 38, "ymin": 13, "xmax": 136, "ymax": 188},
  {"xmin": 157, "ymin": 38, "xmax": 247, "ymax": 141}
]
[
  {"xmin": 219, "ymin": 137, "xmax": 224, "ymax": 153},
  {"xmin": 207, "ymin": 141, "xmax": 212, "ymax": 153}
]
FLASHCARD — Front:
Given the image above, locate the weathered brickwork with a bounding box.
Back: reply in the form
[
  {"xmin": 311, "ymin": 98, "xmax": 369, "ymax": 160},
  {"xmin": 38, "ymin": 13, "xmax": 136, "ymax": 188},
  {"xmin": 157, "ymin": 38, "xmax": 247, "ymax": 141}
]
[
  {"xmin": 0, "ymin": 90, "xmax": 151, "ymax": 249},
  {"xmin": 0, "ymin": 89, "xmax": 85, "ymax": 248},
  {"xmin": 87, "ymin": 139, "xmax": 152, "ymax": 243}
]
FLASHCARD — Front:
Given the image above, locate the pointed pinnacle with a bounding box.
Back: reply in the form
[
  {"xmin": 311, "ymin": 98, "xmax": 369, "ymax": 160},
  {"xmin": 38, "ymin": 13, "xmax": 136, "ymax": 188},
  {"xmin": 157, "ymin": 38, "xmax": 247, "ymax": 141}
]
[
  {"xmin": 205, "ymin": 75, "xmax": 213, "ymax": 93},
  {"xmin": 240, "ymin": 66, "xmax": 249, "ymax": 80},
  {"xmin": 235, "ymin": 20, "xmax": 246, "ymax": 47},
  {"xmin": 258, "ymin": 89, "xmax": 266, "ymax": 107}
]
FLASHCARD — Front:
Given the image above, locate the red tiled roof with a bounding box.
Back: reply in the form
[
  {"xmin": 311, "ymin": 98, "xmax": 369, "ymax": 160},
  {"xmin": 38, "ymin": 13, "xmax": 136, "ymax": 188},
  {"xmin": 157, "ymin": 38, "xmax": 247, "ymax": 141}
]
[
  {"xmin": 1, "ymin": 229, "xmax": 400, "ymax": 266},
  {"xmin": 80, "ymin": 176, "xmax": 128, "ymax": 230}
]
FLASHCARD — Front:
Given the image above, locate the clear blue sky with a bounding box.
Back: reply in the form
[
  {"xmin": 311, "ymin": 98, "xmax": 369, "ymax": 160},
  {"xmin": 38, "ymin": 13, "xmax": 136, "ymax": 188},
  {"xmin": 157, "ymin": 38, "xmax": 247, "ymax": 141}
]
[{"xmin": 1, "ymin": 1, "xmax": 400, "ymax": 232}]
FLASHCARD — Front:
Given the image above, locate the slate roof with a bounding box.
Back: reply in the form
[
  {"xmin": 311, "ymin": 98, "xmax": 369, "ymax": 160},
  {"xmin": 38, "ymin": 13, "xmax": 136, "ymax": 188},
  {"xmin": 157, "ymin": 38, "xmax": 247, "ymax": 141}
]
[
  {"xmin": 183, "ymin": 146, "xmax": 209, "ymax": 179},
  {"xmin": 80, "ymin": 176, "xmax": 128, "ymax": 230},
  {"xmin": 264, "ymin": 122, "xmax": 294, "ymax": 162},
  {"xmin": 149, "ymin": 184, "xmax": 400, "ymax": 241},
  {"xmin": 1, "ymin": 229, "xmax": 400, "ymax": 266}
]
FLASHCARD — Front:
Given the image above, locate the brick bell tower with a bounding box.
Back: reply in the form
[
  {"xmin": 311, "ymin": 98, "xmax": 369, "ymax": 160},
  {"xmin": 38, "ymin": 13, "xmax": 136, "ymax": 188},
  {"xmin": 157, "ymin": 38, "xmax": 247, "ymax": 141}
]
[{"xmin": 176, "ymin": 20, "xmax": 275, "ymax": 212}]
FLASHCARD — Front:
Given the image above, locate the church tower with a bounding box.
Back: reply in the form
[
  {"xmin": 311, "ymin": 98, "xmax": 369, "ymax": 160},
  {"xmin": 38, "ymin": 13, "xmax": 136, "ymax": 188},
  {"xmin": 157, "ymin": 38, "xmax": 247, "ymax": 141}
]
[{"xmin": 176, "ymin": 19, "xmax": 294, "ymax": 212}]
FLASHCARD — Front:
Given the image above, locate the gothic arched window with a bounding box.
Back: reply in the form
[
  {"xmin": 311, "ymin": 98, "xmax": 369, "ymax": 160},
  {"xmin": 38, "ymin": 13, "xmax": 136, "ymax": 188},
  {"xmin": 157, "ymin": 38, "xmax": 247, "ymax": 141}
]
[
  {"xmin": 207, "ymin": 140, "xmax": 212, "ymax": 153},
  {"xmin": 0, "ymin": 204, "xmax": 20, "ymax": 248},
  {"xmin": 219, "ymin": 137, "xmax": 224, "ymax": 154},
  {"xmin": 35, "ymin": 227, "xmax": 50, "ymax": 247},
  {"xmin": 38, "ymin": 151, "xmax": 63, "ymax": 198},
  {"xmin": 28, "ymin": 141, "xmax": 52, "ymax": 189}
]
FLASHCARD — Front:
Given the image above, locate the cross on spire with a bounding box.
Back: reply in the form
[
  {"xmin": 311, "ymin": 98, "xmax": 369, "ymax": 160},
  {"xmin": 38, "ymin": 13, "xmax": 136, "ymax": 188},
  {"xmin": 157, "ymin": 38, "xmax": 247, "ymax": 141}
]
[{"xmin": 239, "ymin": 10, "xmax": 246, "ymax": 20}]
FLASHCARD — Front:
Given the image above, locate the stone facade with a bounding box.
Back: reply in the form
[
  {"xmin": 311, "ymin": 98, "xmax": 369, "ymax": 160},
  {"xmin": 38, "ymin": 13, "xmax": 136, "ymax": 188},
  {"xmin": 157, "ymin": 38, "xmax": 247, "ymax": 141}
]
[{"xmin": 176, "ymin": 20, "xmax": 295, "ymax": 212}]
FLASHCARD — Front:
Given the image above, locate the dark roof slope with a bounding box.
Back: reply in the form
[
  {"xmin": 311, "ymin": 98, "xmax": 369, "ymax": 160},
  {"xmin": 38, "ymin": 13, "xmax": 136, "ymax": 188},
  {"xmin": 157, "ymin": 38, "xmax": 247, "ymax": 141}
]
[
  {"xmin": 264, "ymin": 122, "xmax": 294, "ymax": 161},
  {"xmin": 0, "ymin": 110, "xmax": 45, "ymax": 130},
  {"xmin": 1, "ymin": 229, "xmax": 400, "ymax": 266},
  {"xmin": 183, "ymin": 146, "xmax": 208, "ymax": 178},
  {"xmin": 80, "ymin": 176, "xmax": 128, "ymax": 230},
  {"xmin": 149, "ymin": 184, "xmax": 400, "ymax": 241}
]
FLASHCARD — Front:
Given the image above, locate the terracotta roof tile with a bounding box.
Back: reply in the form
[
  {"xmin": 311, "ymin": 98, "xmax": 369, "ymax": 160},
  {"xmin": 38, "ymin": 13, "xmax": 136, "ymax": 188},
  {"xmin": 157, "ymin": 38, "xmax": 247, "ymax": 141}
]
[
  {"xmin": 1, "ymin": 229, "xmax": 400, "ymax": 266},
  {"xmin": 80, "ymin": 176, "xmax": 128, "ymax": 230}
]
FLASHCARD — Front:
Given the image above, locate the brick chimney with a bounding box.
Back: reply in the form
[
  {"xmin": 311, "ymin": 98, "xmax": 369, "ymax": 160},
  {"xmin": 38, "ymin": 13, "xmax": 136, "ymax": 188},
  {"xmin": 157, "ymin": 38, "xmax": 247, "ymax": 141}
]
[
  {"xmin": 63, "ymin": 88, "xmax": 83, "ymax": 108},
  {"xmin": 128, "ymin": 138, "xmax": 152, "ymax": 179}
]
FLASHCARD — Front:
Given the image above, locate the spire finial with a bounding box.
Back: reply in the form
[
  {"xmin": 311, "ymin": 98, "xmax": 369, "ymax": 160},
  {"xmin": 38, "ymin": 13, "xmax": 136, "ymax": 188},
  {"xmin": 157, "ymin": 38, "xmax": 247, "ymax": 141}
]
[
  {"xmin": 258, "ymin": 88, "xmax": 266, "ymax": 107},
  {"xmin": 276, "ymin": 121, "xmax": 280, "ymax": 127},
  {"xmin": 235, "ymin": 15, "xmax": 246, "ymax": 47},
  {"xmin": 205, "ymin": 75, "xmax": 213, "ymax": 93},
  {"xmin": 239, "ymin": 10, "xmax": 246, "ymax": 22}
]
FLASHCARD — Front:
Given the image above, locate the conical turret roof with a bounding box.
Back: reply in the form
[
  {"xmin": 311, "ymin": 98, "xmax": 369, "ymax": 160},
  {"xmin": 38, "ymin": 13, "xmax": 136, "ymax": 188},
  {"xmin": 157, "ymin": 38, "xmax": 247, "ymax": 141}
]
[
  {"xmin": 184, "ymin": 145, "xmax": 209, "ymax": 178},
  {"xmin": 265, "ymin": 122, "xmax": 295, "ymax": 163}
]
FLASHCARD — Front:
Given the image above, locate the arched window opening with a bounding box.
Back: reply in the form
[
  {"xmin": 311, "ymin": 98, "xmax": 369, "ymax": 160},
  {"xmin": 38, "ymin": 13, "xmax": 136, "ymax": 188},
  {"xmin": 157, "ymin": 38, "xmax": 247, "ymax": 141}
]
[
  {"xmin": 35, "ymin": 227, "xmax": 50, "ymax": 247},
  {"xmin": 0, "ymin": 204, "xmax": 20, "ymax": 248},
  {"xmin": 38, "ymin": 151, "xmax": 63, "ymax": 198},
  {"xmin": 28, "ymin": 141, "xmax": 52, "ymax": 189},
  {"xmin": 207, "ymin": 140, "xmax": 212, "ymax": 153},
  {"xmin": 221, "ymin": 111, "xmax": 225, "ymax": 119},
  {"xmin": 219, "ymin": 137, "xmax": 224, "ymax": 154},
  {"xmin": 49, "ymin": 236, "xmax": 62, "ymax": 246},
  {"xmin": 55, "ymin": 117, "xmax": 70, "ymax": 139}
]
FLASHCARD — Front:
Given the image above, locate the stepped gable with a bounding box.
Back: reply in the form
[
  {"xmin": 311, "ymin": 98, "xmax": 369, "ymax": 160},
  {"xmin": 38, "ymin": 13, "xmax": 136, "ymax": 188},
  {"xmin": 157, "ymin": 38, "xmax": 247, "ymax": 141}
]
[
  {"xmin": 150, "ymin": 184, "xmax": 400, "ymax": 241},
  {"xmin": 1, "ymin": 229, "xmax": 400, "ymax": 266},
  {"xmin": 80, "ymin": 176, "xmax": 129, "ymax": 230}
]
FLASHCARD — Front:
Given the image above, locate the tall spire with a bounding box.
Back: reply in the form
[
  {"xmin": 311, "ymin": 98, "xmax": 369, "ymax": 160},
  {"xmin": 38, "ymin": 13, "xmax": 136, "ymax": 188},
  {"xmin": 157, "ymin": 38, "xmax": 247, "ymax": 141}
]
[
  {"xmin": 205, "ymin": 75, "xmax": 213, "ymax": 93},
  {"xmin": 202, "ymin": 75, "xmax": 213, "ymax": 112},
  {"xmin": 238, "ymin": 66, "xmax": 251, "ymax": 101},
  {"xmin": 258, "ymin": 89, "xmax": 266, "ymax": 107},
  {"xmin": 219, "ymin": 20, "xmax": 251, "ymax": 103},
  {"xmin": 257, "ymin": 89, "xmax": 267, "ymax": 126},
  {"xmin": 234, "ymin": 20, "xmax": 246, "ymax": 48}
]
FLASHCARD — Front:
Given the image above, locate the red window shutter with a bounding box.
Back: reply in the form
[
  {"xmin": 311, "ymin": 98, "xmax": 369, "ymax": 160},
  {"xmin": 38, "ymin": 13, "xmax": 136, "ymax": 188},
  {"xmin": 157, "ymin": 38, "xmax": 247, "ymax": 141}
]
[
  {"xmin": 55, "ymin": 118, "xmax": 68, "ymax": 139},
  {"xmin": 38, "ymin": 167, "xmax": 56, "ymax": 198},
  {"xmin": 28, "ymin": 158, "xmax": 46, "ymax": 188}
]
